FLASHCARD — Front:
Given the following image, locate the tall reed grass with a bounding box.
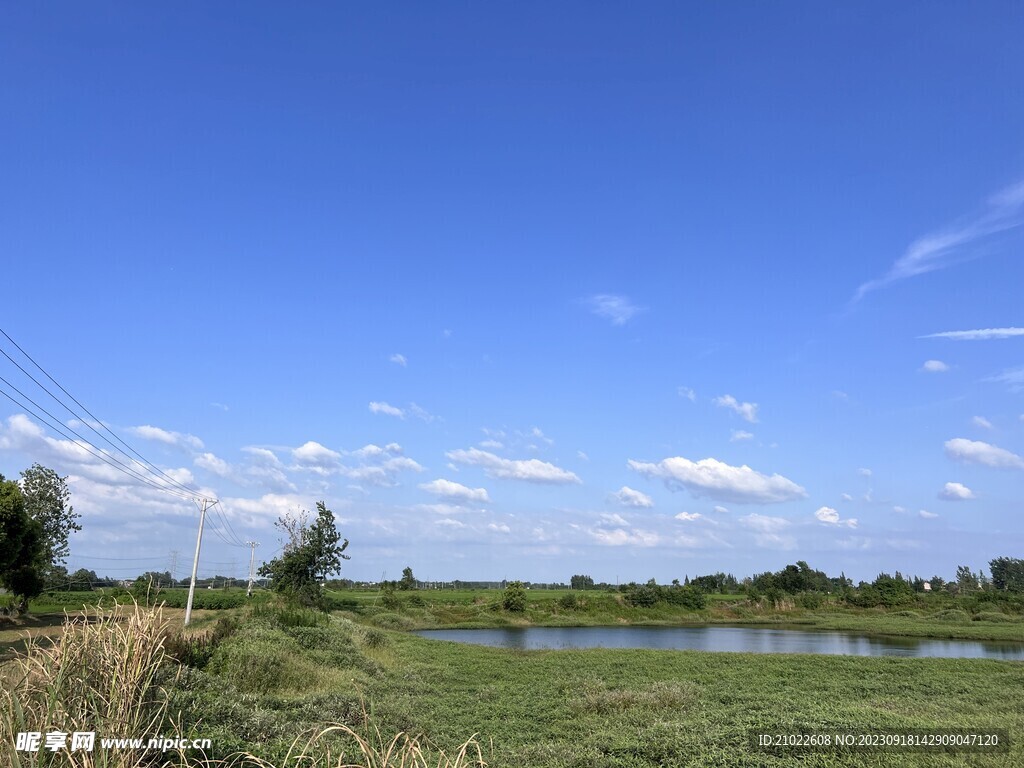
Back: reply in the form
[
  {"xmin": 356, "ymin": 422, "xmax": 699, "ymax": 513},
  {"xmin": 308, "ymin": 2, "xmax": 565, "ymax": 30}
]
[{"xmin": 0, "ymin": 602, "xmax": 485, "ymax": 768}]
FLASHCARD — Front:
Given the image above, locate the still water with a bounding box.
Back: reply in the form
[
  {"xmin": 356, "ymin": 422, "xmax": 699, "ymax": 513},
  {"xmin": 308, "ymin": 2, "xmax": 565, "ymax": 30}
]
[{"xmin": 414, "ymin": 625, "xmax": 1024, "ymax": 660}]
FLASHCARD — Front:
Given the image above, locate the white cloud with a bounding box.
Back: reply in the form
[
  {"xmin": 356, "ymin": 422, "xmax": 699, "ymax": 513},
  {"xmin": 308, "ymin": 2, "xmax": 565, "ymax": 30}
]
[
  {"xmin": 589, "ymin": 527, "xmax": 660, "ymax": 547},
  {"xmin": 577, "ymin": 450, "xmax": 590, "ymax": 461},
  {"xmin": 921, "ymin": 360, "xmax": 949, "ymax": 373},
  {"xmin": 922, "ymin": 327, "xmax": 1024, "ymax": 341},
  {"xmin": 194, "ymin": 452, "xmax": 231, "ymax": 478},
  {"xmin": 389, "ymin": 353, "xmax": 407, "ymax": 367},
  {"xmin": 814, "ymin": 506, "xmax": 857, "ymax": 528},
  {"xmin": 419, "ymin": 478, "xmax": 490, "ymax": 504},
  {"xmin": 487, "ymin": 522, "xmax": 511, "ymax": 534},
  {"xmin": 416, "ymin": 503, "xmax": 472, "ymax": 516},
  {"xmin": 585, "ymin": 294, "xmax": 643, "ymax": 325},
  {"xmin": 479, "ymin": 439, "xmax": 503, "ymax": 449},
  {"xmin": 610, "ymin": 486, "xmax": 654, "ymax": 508},
  {"xmin": 628, "ymin": 456, "xmax": 806, "ymax": 504},
  {"xmin": 600, "ymin": 512, "xmax": 630, "ymax": 526},
  {"xmin": 739, "ymin": 513, "xmax": 795, "ymax": 549},
  {"xmin": 919, "ymin": 509, "xmax": 939, "ymax": 519},
  {"xmin": 841, "ymin": 493, "xmax": 853, "ymax": 502},
  {"xmin": 435, "ymin": 518, "xmax": 465, "ymax": 529},
  {"xmin": 944, "ymin": 438, "xmax": 1024, "ymax": 470},
  {"xmin": 675, "ymin": 512, "xmax": 701, "ymax": 521},
  {"xmin": 985, "ymin": 367, "xmax": 1024, "ymax": 393},
  {"xmin": 408, "ymin": 403, "xmax": 436, "ymax": 423},
  {"xmin": 677, "ymin": 387, "xmax": 696, "ymax": 402},
  {"xmin": 730, "ymin": 430, "xmax": 754, "ymax": 442},
  {"xmin": 893, "ymin": 506, "xmax": 906, "ymax": 514},
  {"xmin": 939, "ymin": 481, "xmax": 975, "ymax": 501},
  {"xmin": 292, "ymin": 441, "xmax": 341, "ymax": 470},
  {"xmin": 714, "ymin": 395, "xmax": 758, "ymax": 423},
  {"xmin": 972, "ymin": 416, "xmax": 994, "ymax": 430},
  {"xmin": 858, "ymin": 467, "xmax": 873, "ymax": 477},
  {"xmin": 446, "ymin": 448, "xmax": 580, "ymax": 484},
  {"xmin": 854, "ymin": 180, "xmax": 1024, "ymax": 302},
  {"xmin": 128, "ymin": 425, "xmax": 204, "ymax": 450},
  {"xmin": 369, "ymin": 401, "xmax": 405, "ymax": 418},
  {"xmin": 713, "ymin": 505, "xmax": 729, "ymax": 514}
]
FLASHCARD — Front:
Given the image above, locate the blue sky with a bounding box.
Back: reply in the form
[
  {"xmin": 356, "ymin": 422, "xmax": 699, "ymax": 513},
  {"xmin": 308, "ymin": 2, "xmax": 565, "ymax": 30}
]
[{"xmin": 1, "ymin": 3, "xmax": 1023, "ymax": 584}]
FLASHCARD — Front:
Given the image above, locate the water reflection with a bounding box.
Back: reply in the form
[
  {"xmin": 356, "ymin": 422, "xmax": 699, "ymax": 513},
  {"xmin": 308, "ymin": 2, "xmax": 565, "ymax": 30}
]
[{"xmin": 413, "ymin": 625, "xmax": 1024, "ymax": 659}]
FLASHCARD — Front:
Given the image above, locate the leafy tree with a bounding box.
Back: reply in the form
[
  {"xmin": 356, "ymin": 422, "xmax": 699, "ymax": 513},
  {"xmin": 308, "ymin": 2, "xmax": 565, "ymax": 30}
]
[
  {"xmin": 69, "ymin": 568, "xmax": 99, "ymax": 590},
  {"xmin": 399, "ymin": 566, "xmax": 417, "ymax": 591},
  {"xmin": 0, "ymin": 475, "xmax": 45, "ymax": 613},
  {"xmin": 20, "ymin": 464, "xmax": 80, "ymax": 578},
  {"xmin": 258, "ymin": 501, "xmax": 349, "ymax": 609},
  {"xmin": 570, "ymin": 574, "xmax": 594, "ymax": 590},
  {"xmin": 502, "ymin": 580, "xmax": 527, "ymax": 612},
  {"xmin": 989, "ymin": 557, "xmax": 1024, "ymax": 592}
]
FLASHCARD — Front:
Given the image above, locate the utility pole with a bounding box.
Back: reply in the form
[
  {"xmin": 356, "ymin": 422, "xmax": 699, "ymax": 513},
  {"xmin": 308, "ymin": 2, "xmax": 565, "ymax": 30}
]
[
  {"xmin": 168, "ymin": 550, "xmax": 179, "ymax": 583},
  {"xmin": 245, "ymin": 541, "xmax": 259, "ymax": 597},
  {"xmin": 184, "ymin": 498, "xmax": 217, "ymax": 627}
]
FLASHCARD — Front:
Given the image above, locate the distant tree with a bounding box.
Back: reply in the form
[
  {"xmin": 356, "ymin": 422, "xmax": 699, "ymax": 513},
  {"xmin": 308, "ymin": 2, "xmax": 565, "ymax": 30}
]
[
  {"xmin": 502, "ymin": 581, "xmax": 527, "ymax": 612},
  {"xmin": 956, "ymin": 565, "xmax": 978, "ymax": 593},
  {"xmin": 399, "ymin": 566, "xmax": 417, "ymax": 591},
  {"xmin": 20, "ymin": 464, "xmax": 80, "ymax": 580},
  {"xmin": 989, "ymin": 557, "xmax": 1024, "ymax": 592},
  {"xmin": 258, "ymin": 501, "xmax": 350, "ymax": 609},
  {"xmin": 0, "ymin": 475, "xmax": 45, "ymax": 613},
  {"xmin": 570, "ymin": 574, "xmax": 594, "ymax": 590},
  {"xmin": 69, "ymin": 568, "xmax": 99, "ymax": 590}
]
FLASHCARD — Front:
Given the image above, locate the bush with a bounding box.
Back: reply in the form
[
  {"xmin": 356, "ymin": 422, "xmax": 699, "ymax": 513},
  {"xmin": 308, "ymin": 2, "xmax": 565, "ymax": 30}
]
[
  {"xmin": 557, "ymin": 593, "xmax": 581, "ymax": 611},
  {"xmin": 973, "ymin": 611, "xmax": 1016, "ymax": 623},
  {"xmin": 380, "ymin": 584, "xmax": 401, "ymax": 610},
  {"xmin": 624, "ymin": 585, "xmax": 659, "ymax": 608},
  {"xmin": 663, "ymin": 585, "xmax": 707, "ymax": 610},
  {"xmin": 797, "ymin": 591, "xmax": 824, "ymax": 610},
  {"xmin": 502, "ymin": 581, "xmax": 527, "ymax": 612}
]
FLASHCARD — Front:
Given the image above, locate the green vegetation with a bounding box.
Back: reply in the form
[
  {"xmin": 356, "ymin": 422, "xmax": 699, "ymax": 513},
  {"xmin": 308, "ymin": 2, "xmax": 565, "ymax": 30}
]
[{"xmin": 258, "ymin": 501, "xmax": 350, "ymax": 609}]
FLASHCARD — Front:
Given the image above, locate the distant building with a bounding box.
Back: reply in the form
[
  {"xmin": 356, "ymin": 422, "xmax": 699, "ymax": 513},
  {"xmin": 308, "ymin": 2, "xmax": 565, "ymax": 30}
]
[{"xmin": 923, "ymin": 582, "xmax": 932, "ymax": 592}]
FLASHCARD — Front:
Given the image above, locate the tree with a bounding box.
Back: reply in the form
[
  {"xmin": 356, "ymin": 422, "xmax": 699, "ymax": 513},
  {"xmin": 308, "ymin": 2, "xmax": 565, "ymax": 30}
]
[
  {"xmin": 399, "ymin": 566, "xmax": 417, "ymax": 591},
  {"xmin": 69, "ymin": 568, "xmax": 99, "ymax": 590},
  {"xmin": 502, "ymin": 581, "xmax": 527, "ymax": 612},
  {"xmin": 570, "ymin": 574, "xmax": 594, "ymax": 590},
  {"xmin": 0, "ymin": 475, "xmax": 45, "ymax": 613},
  {"xmin": 258, "ymin": 501, "xmax": 349, "ymax": 609},
  {"xmin": 989, "ymin": 557, "xmax": 1024, "ymax": 592},
  {"xmin": 20, "ymin": 464, "xmax": 80, "ymax": 579}
]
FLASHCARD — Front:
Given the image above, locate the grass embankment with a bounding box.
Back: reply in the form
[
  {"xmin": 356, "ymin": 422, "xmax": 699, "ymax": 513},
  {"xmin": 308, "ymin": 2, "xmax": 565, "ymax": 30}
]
[
  {"xmin": 171, "ymin": 603, "xmax": 1024, "ymax": 767},
  {"xmin": 337, "ymin": 588, "xmax": 1024, "ymax": 642}
]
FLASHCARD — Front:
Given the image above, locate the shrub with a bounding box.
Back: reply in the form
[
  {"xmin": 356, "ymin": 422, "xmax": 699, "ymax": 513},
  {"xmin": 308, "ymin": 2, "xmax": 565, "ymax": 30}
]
[
  {"xmin": 663, "ymin": 585, "xmax": 707, "ymax": 610},
  {"xmin": 502, "ymin": 581, "xmax": 527, "ymax": 612},
  {"xmin": 624, "ymin": 585, "xmax": 659, "ymax": 608},
  {"xmin": 380, "ymin": 584, "xmax": 401, "ymax": 610},
  {"xmin": 797, "ymin": 591, "xmax": 824, "ymax": 610},
  {"xmin": 557, "ymin": 593, "xmax": 581, "ymax": 611}
]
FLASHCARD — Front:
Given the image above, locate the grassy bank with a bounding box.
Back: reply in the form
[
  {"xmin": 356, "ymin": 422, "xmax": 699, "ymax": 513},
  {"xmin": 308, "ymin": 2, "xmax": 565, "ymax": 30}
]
[
  {"xmin": 174, "ymin": 603, "xmax": 1023, "ymax": 767},
  {"xmin": 337, "ymin": 588, "xmax": 1024, "ymax": 642}
]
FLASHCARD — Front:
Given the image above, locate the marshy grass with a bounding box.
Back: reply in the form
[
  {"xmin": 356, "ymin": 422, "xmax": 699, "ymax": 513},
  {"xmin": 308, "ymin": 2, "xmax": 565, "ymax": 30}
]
[{"xmin": 0, "ymin": 602, "xmax": 484, "ymax": 768}]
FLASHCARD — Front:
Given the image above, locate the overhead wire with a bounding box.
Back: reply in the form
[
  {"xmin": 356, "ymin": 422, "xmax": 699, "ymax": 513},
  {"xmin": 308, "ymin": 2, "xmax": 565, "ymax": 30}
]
[{"xmin": 0, "ymin": 327, "xmax": 200, "ymax": 498}]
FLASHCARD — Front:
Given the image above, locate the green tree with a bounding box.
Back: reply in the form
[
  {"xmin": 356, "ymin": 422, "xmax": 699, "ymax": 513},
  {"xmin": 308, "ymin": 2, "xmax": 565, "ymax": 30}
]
[
  {"xmin": 502, "ymin": 580, "xmax": 527, "ymax": 612},
  {"xmin": 69, "ymin": 568, "xmax": 99, "ymax": 590},
  {"xmin": 20, "ymin": 464, "xmax": 80, "ymax": 579},
  {"xmin": 989, "ymin": 557, "xmax": 1024, "ymax": 592},
  {"xmin": 570, "ymin": 574, "xmax": 594, "ymax": 590},
  {"xmin": 399, "ymin": 566, "xmax": 416, "ymax": 590},
  {"xmin": 258, "ymin": 501, "xmax": 349, "ymax": 609},
  {"xmin": 0, "ymin": 475, "xmax": 45, "ymax": 613}
]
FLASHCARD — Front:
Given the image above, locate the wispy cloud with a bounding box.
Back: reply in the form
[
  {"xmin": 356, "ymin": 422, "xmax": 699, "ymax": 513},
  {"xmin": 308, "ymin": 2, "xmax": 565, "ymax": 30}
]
[
  {"xmin": 921, "ymin": 360, "xmax": 949, "ymax": 373},
  {"xmin": 585, "ymin": 294, "xmax": 644, "ymax": 326},
  {"xmin": 128, "ymin": 425, "xmax": 204, "ymax": 451},
  {"xmin": 985, "ymin": 367, "xmax": 1024, "ymax": 393},
  {"xmin": 714, "ymin": 395, "xmax": 759, "ymax": 423},
  {"xmin": 677, "ymin": 386, "xmax": 696, "ymax": 402},
  {"xmin": 610, "ymin": 486, "xmax": 654, "ymax": 508},
  {"xmin": 730, "ymin": 430, "xmax": 754, "ymax": 442},
  {"xmin": 944, "ymin": 438, "xmax": 1024, "ymax": 470},
  {"xmin": 419, "ymin": 478, "xmax": 490, "ymax": 504},
  {"xmin": 389, "ymin": 353, "xmax": 407, "ymax": 367},
  {"xmin": 369, "ymin": 401, "xmax": 405, "ymax": 418},
  {"xmin": 921, "ymin": 327, "xmax": 1024, "ymax": 341},
  {"xmin": 853, "ymin": 180, "xmax": 1024, "ymax": 302},
  {"xmin": 446, "ymin": 447, "xmax": 581, "ymax": 484}
]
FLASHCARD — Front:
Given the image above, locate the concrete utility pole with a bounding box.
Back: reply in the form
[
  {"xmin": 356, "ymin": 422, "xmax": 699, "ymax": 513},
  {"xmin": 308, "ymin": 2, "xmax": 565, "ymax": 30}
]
[
  {"xmin": 184, "ymin": 498, "xmax": 217, "ymax": 627},
  {"xmin": 245, "ymin": 541, "xmax": 259, "ymax": 597}
]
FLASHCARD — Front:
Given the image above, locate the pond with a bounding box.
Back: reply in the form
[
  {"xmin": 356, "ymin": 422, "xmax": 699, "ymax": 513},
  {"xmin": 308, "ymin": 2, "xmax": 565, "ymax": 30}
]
[{"xmin": 414, "ymin": 625, "xmax": 1024, "ymax": 660}]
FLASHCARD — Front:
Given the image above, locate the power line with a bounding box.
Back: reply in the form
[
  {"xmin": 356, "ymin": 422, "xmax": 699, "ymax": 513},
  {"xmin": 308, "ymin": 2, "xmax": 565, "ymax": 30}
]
[
  {"xmin": 0, "ymin": 381, "xmax": 196, "ymax": 501},
  {"xmin": 0, "ymin": 327, "xmax": 200, "ymax": 498}
]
